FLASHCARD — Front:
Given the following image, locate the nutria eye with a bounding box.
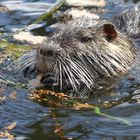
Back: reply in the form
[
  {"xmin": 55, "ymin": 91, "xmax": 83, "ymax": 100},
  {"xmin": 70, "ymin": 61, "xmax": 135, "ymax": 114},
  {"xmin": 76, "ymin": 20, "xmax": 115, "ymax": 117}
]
[
  {"xmin": 40, "ymin": 49, "xmax": 43, "ymax": 55},
  {"xmin": 39, "ymin": 48, "xmax": 54, "ymax": 57},
  {"xmin": 81, "ymin": 36, "xmax": 92, "ymax": 43},
  {"xmin": 46, "ymin": 50, "xmax": 54, "ymax": 57}
]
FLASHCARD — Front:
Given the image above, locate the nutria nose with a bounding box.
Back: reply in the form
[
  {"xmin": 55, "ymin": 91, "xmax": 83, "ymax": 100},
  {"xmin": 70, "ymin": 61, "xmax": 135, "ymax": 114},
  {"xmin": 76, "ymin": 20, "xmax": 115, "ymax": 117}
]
[{"xmin": 40, "ymin": 48, "xmax": 54, "ymax": 57}]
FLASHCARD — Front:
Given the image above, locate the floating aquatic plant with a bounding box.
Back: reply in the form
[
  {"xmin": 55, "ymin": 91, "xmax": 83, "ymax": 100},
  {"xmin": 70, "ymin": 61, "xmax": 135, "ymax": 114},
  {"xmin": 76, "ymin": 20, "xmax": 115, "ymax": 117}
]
[
  {"xmin": 31, "ymin": 89, "xmax": 132, "ymax": 125},
  {"xmin": 30, "ymin": 0, "xmax": 65, "ymax": 24}
]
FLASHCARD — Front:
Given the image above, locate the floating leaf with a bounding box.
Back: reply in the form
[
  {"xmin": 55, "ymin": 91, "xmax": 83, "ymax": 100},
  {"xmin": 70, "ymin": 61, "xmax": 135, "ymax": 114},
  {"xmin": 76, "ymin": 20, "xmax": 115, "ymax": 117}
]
[
  {"xmin": 0, "ymin": 130, "xmax": 14, "ymax": 140},
  {"xmin": 94, "ymin": 107, "xmax": 101, "ymax": 115},
  {"xmin": 5, "ymin": 122, "xmax": 17, "ymax": 130},
  {"xmin": 9, "ymin": 91, "xmax": 17, "ymax": 100},
  {"xmin": 101, "ymin": 113, "xmax": 132, "ymax": 126},
  {"xmin": 0, "ymin": 96, "xmax": 6, "ymax": 103}
]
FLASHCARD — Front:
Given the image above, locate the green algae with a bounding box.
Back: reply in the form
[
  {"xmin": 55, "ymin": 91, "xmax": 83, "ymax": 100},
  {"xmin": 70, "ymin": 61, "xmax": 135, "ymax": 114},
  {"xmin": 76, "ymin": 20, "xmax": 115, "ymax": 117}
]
[{"xmin": 0, "ymin": 40, "xmax": 32, "ymax": 58}]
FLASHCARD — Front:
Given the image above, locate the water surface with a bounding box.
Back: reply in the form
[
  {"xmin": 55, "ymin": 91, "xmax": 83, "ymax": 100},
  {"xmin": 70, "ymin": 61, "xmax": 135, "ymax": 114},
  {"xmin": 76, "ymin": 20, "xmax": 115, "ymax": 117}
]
[{"xmin": 1, "ymin": 0, "xmax": 140, "ymax": 140}]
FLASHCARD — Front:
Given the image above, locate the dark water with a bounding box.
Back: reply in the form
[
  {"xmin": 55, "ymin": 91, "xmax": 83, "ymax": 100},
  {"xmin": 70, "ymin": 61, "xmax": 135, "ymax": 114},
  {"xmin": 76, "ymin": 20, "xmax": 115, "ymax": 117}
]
[{"xmin": 1, "ymin": 0, "xmax": 140, "ymax": 140}]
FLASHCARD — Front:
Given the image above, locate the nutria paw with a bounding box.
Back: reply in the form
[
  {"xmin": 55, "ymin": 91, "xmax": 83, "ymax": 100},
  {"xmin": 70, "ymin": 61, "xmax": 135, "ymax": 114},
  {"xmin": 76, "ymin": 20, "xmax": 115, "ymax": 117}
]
[
  {"xmin": 40, "ymin": 72, "xmax": 86, "ymax": 92},
  {"xmin": 40, "ymin": 73, "xmax": 72, "ymax": 91},
  {"xmin": 40, "ymin": 73, "xmax": 59, "ymax": 86}
]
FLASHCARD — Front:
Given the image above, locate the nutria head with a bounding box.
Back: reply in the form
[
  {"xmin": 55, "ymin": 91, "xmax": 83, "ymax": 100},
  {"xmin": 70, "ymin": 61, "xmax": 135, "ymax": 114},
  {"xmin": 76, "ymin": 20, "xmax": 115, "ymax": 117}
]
[{"xmin": 35, "ymin": 17, "xmax": 135, "ymax": 92}]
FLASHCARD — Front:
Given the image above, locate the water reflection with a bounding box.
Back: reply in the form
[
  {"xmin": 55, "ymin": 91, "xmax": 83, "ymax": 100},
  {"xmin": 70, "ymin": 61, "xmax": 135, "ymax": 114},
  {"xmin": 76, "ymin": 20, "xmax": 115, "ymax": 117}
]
[{"xmin": 1, "ymin": 0, "xmax": 140, "ymax": 140}]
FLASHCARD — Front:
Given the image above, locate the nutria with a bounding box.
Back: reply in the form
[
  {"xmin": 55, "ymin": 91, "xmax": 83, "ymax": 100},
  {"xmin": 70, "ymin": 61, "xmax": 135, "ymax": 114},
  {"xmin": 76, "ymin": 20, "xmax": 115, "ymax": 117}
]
[{"xmin": 18, "ymin": 17, "xmax": 136, "ymax": 96}]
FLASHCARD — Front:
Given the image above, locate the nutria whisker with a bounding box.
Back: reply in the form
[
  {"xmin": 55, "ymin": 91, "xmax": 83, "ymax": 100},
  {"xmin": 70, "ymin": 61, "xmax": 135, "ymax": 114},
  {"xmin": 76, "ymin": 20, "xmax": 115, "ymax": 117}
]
[
  {"xmin": 59, "ymin": 57, "xmax": 79, "ymax": 90},
  {"xmin": 58, "ymin": 59, "xmax": 63, "ymax": 90},
  {"xmin": 67, "ymin": 58, "xmax": 93, "ymax": 87}
]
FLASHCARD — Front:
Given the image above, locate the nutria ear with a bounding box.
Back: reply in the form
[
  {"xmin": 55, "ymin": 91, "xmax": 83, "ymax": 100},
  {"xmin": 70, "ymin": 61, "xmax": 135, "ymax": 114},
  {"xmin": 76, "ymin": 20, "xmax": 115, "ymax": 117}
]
[{"xmin": 103, "ymin": 24, "xmax": 117, "ymax": 42}]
